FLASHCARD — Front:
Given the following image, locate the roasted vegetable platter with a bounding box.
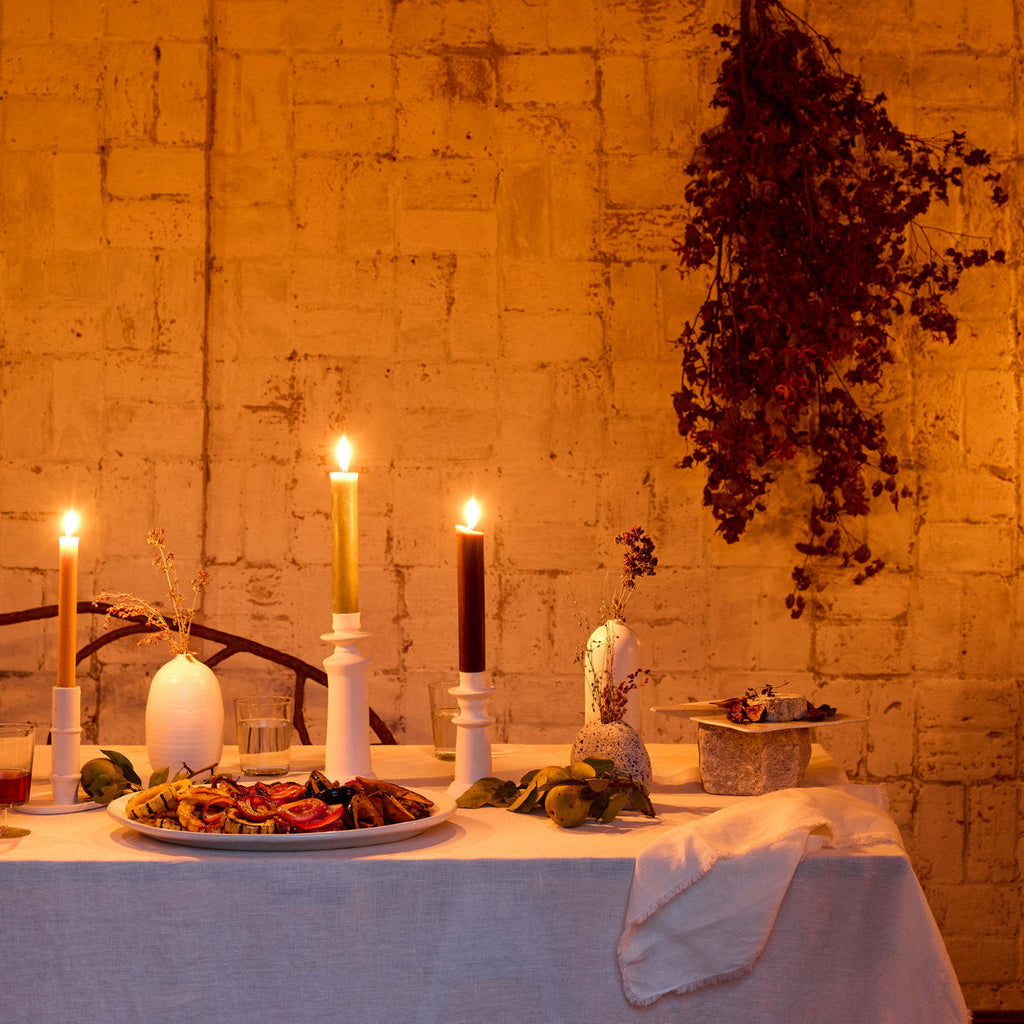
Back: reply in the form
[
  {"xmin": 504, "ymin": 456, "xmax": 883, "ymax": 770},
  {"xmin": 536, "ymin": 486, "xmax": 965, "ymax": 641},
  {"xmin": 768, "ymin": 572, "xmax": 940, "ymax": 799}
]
[{"xmin": 107, "ymin": 770, "xmax": 456, "ymax": 851}]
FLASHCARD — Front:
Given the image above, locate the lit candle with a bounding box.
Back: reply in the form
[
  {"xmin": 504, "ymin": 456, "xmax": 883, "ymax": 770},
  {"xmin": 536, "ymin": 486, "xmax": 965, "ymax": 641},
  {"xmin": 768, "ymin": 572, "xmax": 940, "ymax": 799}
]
[
  {"xmin": 57, "ymin": 510, "xmax": 79, "ymax": 687},
  {"xmin": 456, "ymin": 498, "xmax": 485, "ymax": 673},
  {"xmin": 330, "ymin": 436, "xmax": 359, "ymax": 615}
]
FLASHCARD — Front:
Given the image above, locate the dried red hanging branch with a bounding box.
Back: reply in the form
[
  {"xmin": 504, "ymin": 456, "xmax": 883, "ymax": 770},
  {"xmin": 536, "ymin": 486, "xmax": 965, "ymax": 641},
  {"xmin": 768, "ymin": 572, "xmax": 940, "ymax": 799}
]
[{"xmin": 674, "ymin": 0, "xmax": 1007, "ymax": 617}]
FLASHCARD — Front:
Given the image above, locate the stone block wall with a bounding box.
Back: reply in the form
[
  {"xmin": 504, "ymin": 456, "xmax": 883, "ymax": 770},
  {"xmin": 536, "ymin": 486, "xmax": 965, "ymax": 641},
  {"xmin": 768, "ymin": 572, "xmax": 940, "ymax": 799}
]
[{"xmin": 0, "ymin": 0, "xmax": 1020, "ymax": 1007}]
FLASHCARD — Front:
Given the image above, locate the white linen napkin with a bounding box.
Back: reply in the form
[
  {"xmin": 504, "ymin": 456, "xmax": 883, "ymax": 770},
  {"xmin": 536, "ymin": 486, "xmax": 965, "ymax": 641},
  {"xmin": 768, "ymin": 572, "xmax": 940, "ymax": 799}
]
[{"xmin": 617, "ymin": 786, "xmax": 904, "ymax": 1007}]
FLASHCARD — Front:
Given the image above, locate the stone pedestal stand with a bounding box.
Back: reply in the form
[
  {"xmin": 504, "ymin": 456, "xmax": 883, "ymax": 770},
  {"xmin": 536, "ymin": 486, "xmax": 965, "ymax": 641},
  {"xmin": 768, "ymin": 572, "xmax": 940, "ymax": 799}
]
[
  {"xmin": 698, "ymin": 723, "xmax": 811, "ymax": 796},
  {"xmin": 446, "ymin": 671, "xmax": 494, "ymax": 799},
  {"xmin": 322, "ymin": 613, "xmax": 375, "ymax": 781}
]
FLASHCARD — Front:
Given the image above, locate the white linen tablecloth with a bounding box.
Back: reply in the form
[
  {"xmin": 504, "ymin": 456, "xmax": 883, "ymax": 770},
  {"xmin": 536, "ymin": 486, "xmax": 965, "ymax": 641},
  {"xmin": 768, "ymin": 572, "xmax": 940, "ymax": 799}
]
[{"xmin": 3, "ymin": 743, "xmax": 966, "ymax": 1024}]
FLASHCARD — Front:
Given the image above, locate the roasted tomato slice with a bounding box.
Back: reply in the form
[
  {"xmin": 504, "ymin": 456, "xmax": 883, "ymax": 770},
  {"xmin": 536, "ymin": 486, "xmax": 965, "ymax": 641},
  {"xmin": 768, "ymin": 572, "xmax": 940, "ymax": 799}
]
[
  {"xmin": 276, "ymin": 798, "xmax": 330, "ymax": 829},
  {"xmin": 234, "ymin": 793, "xmax": 279, "ymax": 822},
  {"xmin": 261, "ymin": 781, "xmax": 307, "ymax": 803},
  {"xmin": 297, "ymin": 804, "xmax": 348, "ymax": 832}
]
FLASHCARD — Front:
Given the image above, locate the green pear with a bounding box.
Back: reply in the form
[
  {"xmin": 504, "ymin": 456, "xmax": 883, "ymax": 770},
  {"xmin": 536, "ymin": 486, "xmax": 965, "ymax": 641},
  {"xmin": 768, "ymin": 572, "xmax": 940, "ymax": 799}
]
[
  {"xmin": 80, "ymin": 757, "xmax": 129, "ymax": 804},
  {"xmin": 544, "ymin": 783, "xmax": 592, "ymax": 828}
]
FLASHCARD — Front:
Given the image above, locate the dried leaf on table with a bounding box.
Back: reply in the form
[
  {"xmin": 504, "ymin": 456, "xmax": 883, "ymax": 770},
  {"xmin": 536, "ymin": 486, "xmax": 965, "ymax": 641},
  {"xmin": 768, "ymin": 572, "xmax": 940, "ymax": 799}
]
[{"xmin": 456, "ymin": 777, "xmax": 519, "ymax": 809}]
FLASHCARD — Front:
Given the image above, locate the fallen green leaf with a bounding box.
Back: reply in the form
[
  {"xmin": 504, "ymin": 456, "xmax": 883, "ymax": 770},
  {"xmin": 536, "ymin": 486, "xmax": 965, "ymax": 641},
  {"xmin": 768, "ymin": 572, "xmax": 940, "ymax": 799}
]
[
  {"xmin": 100, "ymin": 748, "xmax": 141, "ymax": 787},
  {"xmin": 509, "ymin": 782, "xmax": 541, "ymax": 814},
  {"xmin": 598, "ymin": 792, "xmax": 629, "ymax": 824},
  {"xmin": 456, "ymin": 777, "xmax": 518, "ymax": 808},
  {"xmin": 530, "ymin": 766, "xmax": 573, "ymax": 790},
  {"xmin": 630, "ymin": 788, "xmax": 656, "ymax": 817}
]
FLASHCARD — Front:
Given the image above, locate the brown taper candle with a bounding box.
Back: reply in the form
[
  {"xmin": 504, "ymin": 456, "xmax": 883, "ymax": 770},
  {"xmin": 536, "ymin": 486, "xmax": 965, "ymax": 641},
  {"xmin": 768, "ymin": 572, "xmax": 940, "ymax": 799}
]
[{"xmin": 456, "ymin": 501, "xmax": 485, "ymax": 672}]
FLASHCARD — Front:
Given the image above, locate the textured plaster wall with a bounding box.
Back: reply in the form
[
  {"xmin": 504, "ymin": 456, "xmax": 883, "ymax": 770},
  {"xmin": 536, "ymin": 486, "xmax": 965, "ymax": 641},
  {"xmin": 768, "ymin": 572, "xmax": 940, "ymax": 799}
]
[{"xmin": 0, "ymin": 0, "xmax": 1020, "ymax": 1007}]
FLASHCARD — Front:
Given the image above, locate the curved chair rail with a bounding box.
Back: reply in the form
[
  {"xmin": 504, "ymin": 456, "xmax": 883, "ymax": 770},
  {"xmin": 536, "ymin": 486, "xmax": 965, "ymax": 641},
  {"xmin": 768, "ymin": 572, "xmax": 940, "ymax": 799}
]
[{"xmin": 0, "ymin": 602, "xmax": 397, "ymax": 746}]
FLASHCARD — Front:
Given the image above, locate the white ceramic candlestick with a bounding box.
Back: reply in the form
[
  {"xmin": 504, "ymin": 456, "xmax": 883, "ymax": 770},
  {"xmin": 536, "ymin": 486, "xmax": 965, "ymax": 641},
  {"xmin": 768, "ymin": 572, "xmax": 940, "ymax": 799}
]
[
  {"xmin": 446, "ymin": 670, "xmax": 495, "ymax": 798},
  {"xmin": 50, "ymin": 685, "xmax": 81, "ymax": 805},
  {"xmin": 322, "ymin": 612, "xmax": 374, "ymax": 781}
]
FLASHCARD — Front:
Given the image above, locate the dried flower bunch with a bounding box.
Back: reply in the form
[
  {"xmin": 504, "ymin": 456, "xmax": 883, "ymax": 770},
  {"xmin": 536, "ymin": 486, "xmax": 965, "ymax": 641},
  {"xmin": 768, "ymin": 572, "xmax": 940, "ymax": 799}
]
[
  {"xmin": 595, "ymin": 667, "xmax": 646, "ymax": 725},
  {"xmin": 100, "ymin": 529, "xmax": 210, "ymax": 660},
  {"xmin": 580, "ymin": 527, "xmax": 659, "ymax": 724},
  {"xmin": 609, "ymin": 526, "xmax": 659, "ymax": 620},
  {"xmin": 674, "ymin": 0, "xmax": 1007, "ymax": 617}
]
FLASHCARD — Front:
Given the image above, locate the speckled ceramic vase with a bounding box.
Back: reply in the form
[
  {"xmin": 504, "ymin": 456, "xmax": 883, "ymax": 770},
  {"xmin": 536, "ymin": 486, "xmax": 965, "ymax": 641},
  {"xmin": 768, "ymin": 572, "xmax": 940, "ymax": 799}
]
[
  {"xmin": 145, "ymin": 654, "xmax": 223, "ymax": 775},
  {"xmin": 570, "ymin": 719, "xmax": 652, "ymax": 789}
]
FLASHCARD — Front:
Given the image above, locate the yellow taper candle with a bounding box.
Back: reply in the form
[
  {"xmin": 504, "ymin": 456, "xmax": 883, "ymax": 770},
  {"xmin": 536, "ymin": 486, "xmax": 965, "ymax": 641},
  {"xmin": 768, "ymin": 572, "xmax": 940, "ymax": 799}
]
[
  {"xmin": 330, "ymin": 436, "xmax": 359, "ymax": 615},
  {"xmin": 57, "ymin": 510, "xmax": 79, "ymax": 687}
]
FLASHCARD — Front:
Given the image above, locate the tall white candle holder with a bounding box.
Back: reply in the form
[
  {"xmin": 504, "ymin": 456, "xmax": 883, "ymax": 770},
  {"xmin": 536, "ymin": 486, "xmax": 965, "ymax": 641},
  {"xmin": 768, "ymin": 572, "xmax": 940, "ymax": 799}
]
[
  {"xmin": 446, "ymin": 671, "xmax": 495, "ymax": 798},
  {"xmin": 322, "ymin": 612, "xmax": 375, "ymax": 781}
]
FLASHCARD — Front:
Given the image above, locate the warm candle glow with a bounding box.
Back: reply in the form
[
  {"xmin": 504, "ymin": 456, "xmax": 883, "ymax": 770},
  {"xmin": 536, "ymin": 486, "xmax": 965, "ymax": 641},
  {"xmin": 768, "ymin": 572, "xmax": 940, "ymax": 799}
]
[
  {"xmin": 465, "ymin": 498, "xmax": 480, "ymax": 531},
  {"xmin": 62, "ymin": 510, "xmax": 79, "ymax": 537},
  {"xmin": 336, "ymin": 435, "xmax": 351, "ymax": 473}
]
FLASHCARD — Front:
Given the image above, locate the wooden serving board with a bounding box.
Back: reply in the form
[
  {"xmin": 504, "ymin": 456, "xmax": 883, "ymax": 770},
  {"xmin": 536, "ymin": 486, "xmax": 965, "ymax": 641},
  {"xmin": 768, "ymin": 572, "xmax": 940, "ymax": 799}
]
[
  {"xmin": 689, "ymin": 711, "xmax": 869, "ymax": 733},
  {"xmin": 649, "ymin": 701, "xmax": 725, "ymax": 717},
  {"xmin": 651, "ymin": 703, "xmax": 868, "ymax": 733}
]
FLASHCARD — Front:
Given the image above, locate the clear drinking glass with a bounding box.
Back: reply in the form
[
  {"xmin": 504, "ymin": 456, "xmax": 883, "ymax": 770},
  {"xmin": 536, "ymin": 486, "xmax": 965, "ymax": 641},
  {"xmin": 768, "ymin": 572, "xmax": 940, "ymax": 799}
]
[
  {"xmin": 0, "ymin": 724, "xmax": 35, "ymax": 838},
  {"xmin": 234, "ymin": 696, "xmax": 294, "ymax": 776},
  {"xmin": 428, "ymin": 682, "xmax": 458, "ymax": 761}
]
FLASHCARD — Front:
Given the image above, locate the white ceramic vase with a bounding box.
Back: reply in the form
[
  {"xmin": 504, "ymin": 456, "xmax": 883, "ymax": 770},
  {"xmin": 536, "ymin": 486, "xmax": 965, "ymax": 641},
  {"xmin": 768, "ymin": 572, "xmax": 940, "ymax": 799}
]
[
  {"xmin": 583, "ymin": 619, "xmax": 641, "ymax": 734},
  {"xmin": 145, "ymin": 653, "xmax": 224, "ymax": 774}
]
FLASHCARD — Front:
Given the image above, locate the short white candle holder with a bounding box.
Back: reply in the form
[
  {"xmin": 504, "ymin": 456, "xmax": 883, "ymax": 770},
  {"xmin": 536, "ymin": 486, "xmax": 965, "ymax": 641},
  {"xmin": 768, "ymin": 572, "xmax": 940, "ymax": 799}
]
[
  {"xmin": 322, "ymin": 612, "xmax": 375, "ymax": 781},
  {"xmin": 446, "ymin": 671, "xmax": 495, "ymax": 799},
  {"xmin": 21, "ymin": 686, "xmax": 100, "ymax": 815},
  {"xmin": 50, "ymin": 685, "xmax": 81, "ymax": 804}
]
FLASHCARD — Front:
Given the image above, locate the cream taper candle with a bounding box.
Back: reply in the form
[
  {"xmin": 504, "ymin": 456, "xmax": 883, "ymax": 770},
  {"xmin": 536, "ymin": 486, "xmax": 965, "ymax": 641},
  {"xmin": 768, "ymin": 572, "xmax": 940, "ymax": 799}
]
[{"xmin": 57, "ymin": 510, "xmax": 79, "ymax": 687}]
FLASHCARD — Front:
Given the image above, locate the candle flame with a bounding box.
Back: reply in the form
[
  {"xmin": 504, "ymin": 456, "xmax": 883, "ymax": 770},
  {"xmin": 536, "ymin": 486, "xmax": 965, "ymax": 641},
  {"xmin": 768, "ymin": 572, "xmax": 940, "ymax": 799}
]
[
  {"xmin": 465, "ymin": 497, "xmax": 480, "ymax": 531},
  {"xmin": 336, "ymin": 435, "xmax": 351, "ymax": 473},
  {"xmin": 62, "ymin": 510, "xmax": 79, "ymax": 537}
]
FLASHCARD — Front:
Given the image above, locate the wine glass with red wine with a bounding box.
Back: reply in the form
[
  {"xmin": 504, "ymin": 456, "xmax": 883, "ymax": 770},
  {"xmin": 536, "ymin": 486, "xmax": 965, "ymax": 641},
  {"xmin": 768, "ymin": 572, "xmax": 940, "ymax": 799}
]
[{"xmin": 0, "ymin": 724, "xmax": 35, "ymax": 838}]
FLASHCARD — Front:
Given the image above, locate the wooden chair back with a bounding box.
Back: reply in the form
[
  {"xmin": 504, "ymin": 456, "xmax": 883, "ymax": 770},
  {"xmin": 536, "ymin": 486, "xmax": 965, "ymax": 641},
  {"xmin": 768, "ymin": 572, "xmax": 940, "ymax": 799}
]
[{"xmin": 0, "ymin": 603, "xmax": 397, "ymax": 746}]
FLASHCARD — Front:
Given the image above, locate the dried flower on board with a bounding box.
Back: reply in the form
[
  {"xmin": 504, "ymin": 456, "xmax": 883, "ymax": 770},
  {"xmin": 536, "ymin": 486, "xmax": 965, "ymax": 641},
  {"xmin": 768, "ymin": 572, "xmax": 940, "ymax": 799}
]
[{"xmin": 674, "ymin": 0, "xmax": 1007, "ymax": 617}]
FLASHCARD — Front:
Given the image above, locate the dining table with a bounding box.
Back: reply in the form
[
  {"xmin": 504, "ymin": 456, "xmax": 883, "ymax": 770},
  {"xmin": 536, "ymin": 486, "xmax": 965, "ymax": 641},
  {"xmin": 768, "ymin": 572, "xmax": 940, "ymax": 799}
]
[{"xmin": 4, "ymin": 741, "xmax": 966, "ymax": 1024}]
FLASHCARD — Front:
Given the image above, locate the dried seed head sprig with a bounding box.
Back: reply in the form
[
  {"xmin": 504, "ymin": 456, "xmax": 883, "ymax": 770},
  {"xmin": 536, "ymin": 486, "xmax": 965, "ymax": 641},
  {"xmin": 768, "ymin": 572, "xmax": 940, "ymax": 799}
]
[
  {"xmin": 610, "ymin": 526, "xmax": 659, "ymax": 620},
  {"xmin": 99, "ymin": 530, "xmax": 209, "ymax": 660}
]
